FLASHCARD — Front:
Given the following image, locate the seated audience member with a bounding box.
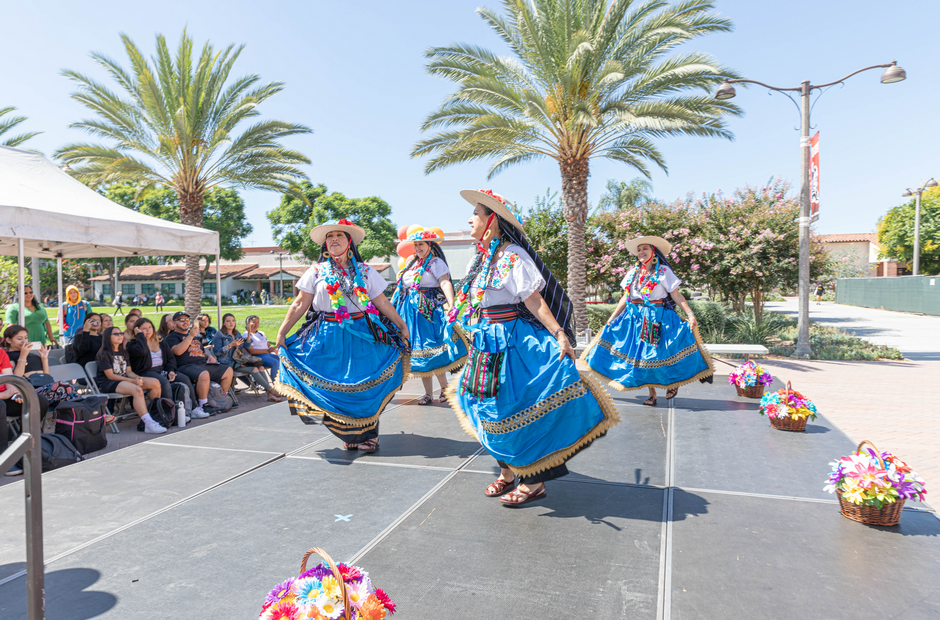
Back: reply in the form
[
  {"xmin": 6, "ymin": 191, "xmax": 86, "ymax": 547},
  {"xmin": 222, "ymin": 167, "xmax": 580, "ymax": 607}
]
[
  {"xmin": 163, "ymin": 312, "xmax": 233, "ymax": 417},
  {"xmin": 96, "ymin": 327, "xmax": 165, "ymax": 434},
  {"xmin": 0, "ymin": 345, "xmax": 48, "ymax": 477},
  {"xmin": 123, "ymin": 313, "xmax": 138, "ymax": 343},
  {"xmin": 212, "ymin": 313, "xmax": 283, "ymax": 403},
  {"xmin": 127, "ymin": 317, "xmax": 203, "ymax": 418},
  {"xmin": 2, "ymin": 325, "xmax": 53, "ymax": 432},
  {"xmin": 158, "ymin": 314, "xmax": 175, "ymax": 340},
  {"xmin": 197, "ymin": 314, "xmax": 218, "ymax": 342},
  {"xmin": 244, "ymin": 315, "xmax": 279, "ymax": 381},
  {"xmin": 72, "ymin": 313, "xmax": 104, "ymax": 369},
  {"xmin": 100, "ymin": 314, "xmax": 114, "ymax": 331}
]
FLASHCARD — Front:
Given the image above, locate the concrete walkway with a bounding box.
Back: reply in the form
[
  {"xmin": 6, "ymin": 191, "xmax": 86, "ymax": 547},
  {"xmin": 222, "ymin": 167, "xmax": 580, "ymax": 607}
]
[
  {"xmin": 764, "ymin": 298, "xmax": 940, "ymax": 361},
  {"xmin": 713, "ymin": 357, "xmax": 940, "ymax": 495}
]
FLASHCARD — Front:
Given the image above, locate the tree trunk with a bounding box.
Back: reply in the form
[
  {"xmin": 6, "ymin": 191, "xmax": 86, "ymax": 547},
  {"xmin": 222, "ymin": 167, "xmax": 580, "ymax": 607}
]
[
  {"xmin": 560, "ymin": 156, "xmax": 590, "ymax": 335},
  {"xmin": 178, "ymin": 190, "xmax": 206, "ymax": 317},
  {"xmin": 752, "ymin": 289, "xmax": 764, "ymax": 326}
]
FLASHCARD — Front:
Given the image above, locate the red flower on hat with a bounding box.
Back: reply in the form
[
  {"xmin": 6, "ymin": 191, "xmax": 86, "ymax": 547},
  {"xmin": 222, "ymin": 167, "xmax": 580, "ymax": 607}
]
[
  {"xmin": 337, "ymin": 218, "xmax": 358, "ymax": 227},
  {"xmin": 479, "ymin": 189, "xmax": 506, "ymax": 204}
]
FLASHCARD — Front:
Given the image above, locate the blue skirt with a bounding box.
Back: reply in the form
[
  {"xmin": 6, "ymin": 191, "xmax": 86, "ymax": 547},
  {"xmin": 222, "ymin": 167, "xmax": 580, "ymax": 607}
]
[
  {"xmin": 582, "ymin": 303, "xmax": 713, "ymax": 391},
  {"xmin": 447, "ymin": 314, "xmax": 619, "ymax": 478},
  {"xmin": 395, "ymin": 288, "xmax": 469, "ymax": 378},
  {"xmin": 275, "ymin": 315, "xmax": 408, "ymax": 435}
]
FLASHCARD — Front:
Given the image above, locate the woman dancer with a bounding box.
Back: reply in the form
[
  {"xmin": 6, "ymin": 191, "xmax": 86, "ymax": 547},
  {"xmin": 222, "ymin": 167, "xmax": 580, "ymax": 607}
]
[
  {"xmin": 392, "ymin": 229, "xmax": 468, "ymax": 404},
  {"xmin": 582, "ymin": 236, "xmax": 714, "ymax": 406},
  {"xmin": 275, "ymin": 219, "xmax": 410, "ymax": 452},
  {"xmin": 447, "ymin": 190, "xmax": 618, "ymax": 507}
]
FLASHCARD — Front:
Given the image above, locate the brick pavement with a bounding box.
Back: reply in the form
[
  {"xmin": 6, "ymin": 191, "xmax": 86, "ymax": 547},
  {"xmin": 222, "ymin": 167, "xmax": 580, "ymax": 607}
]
[{"xmin": 713, "ymin": 356, "xmax": 940, "ymax": 493}]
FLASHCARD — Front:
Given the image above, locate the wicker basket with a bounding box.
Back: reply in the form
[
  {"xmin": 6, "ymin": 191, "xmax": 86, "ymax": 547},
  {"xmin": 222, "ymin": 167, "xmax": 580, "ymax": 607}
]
[
  {"xmin": 735, "ymin": 384, "xmax": 765, "ymax": 398},
  {"xmin": 300, "ymin": 547, "xmax": 351, "ymax": 619},
  {"xmin": 836, "ymin": 441, "xmax": 906, "ymax": 526},
  {"xmin": 770, "ymin": 414, "xmax": 808, "ymax": 432}
]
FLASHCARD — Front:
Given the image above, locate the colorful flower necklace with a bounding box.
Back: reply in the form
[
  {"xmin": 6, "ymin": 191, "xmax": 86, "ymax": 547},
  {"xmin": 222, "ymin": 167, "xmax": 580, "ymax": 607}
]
[
  {"xmin": 624, "ymin": 257, "xmax": 664, "ymax": 306},
  {"xmin": 398, "ymin": 252, "xmax": 434, "ymax": 291},
  {"xmin": 447, "ymin": 236, "xmax": 502, "ymax": 324},
  {"xmin": 324, "ymin": 257, "xmax": 378, "ymax": 322}
]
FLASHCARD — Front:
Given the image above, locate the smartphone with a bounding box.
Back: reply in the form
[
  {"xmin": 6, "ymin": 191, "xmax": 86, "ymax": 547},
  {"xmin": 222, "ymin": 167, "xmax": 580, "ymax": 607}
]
[{"xmin": 28, "ymin": 342, "xmax": 42, "ymax": 351}]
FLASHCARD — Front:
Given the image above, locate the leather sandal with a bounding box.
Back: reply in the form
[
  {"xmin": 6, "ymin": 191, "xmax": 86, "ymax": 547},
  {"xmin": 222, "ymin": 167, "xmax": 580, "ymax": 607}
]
[
  {"xmin": 359, "ymin": 438, "xmax": 380, "ymax": 452},
  {"xmin": 666, "ymin": 388, "xmax": 678, "ymax": 399},
  {"xmin": 484, "ymin": 477, "xmax": 516, "ymax": 497},
  {"xmin": 643, "ymin": 396, "xmax": 657, "ymax": 406},
  {"xmin": 343, "ymin": 442, "xmax": 360, "ymax": 450},
  {"xmin": 417, "ymin": 394, "xmax": 433, "ymax": 406},
  {"xmin": 500, "ymin": 485, "xmax": 547, "ymax": 507},
  {"xmin": 437, "ymin": 392, "xmax": 448, "ymax": 404}
]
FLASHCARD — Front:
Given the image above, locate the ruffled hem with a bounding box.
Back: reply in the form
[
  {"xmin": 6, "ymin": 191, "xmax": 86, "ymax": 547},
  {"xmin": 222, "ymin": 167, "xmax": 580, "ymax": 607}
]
[
  {"xmin": 274, "ymin": 352, "xmax": 410, "ymax": 427},
  {"xmin": 407, "ymin": 324, "xmax": 470, "ymax": 379},
  {"xmin": 580, "ymin": 315, "xmax": 715, "ymax": 392},
  {"xmin": 445, "ymin": 361, "xmax": 620, "ymax": 477}
]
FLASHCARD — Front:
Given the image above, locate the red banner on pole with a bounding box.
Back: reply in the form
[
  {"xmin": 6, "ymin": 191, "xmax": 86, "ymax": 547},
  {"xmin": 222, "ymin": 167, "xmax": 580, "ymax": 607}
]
[{"xmin": 810, "ymin": 131, "xmax": 820, "ymax": 222}]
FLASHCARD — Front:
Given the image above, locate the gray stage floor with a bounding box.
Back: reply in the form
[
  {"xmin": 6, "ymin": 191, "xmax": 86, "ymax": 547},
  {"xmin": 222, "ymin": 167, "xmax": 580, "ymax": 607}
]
[{"xmin": 1, "ymin": 381, "xmax": 938, "ymax": 619}]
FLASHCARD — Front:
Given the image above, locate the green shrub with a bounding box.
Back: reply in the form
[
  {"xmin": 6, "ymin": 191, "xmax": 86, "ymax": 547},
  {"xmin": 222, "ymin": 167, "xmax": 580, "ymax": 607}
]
[
  {"xmin": 686, "ymin": 300, "xmax": 725, "ymax": 334},
  {"xmin": 769, "ymin": 324, "xmax": 903, "ymax": 360},
  {"xmin": 586, "ymin": 304, "xmax": 617, "ymax": 333}
]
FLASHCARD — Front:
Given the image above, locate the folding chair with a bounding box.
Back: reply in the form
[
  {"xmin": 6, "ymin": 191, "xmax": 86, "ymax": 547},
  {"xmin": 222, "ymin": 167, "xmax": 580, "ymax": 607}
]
[
  {"xmin": 47, "ymin": 349, "xmax": 66, "ymax": 366},
  {"xmin": 84, "ymin": 361, "xmax": 135, "ymax": 433}
]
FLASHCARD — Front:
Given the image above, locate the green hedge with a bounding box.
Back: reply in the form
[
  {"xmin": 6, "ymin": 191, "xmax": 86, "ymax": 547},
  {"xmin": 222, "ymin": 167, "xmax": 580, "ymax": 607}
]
[
  {"xmin": 586, "ymin": 304, "xmax": 617, "ymax": 333},
  {"xmin": 686, "ymin": 300, "xmax": 726, "ymax": 334}
]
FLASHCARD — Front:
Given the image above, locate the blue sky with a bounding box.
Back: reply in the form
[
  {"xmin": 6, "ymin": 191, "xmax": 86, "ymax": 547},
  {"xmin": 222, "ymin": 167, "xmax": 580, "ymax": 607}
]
[{"xmin": 3, "ymin": 0, "xmax": 938, "ymax": 247}]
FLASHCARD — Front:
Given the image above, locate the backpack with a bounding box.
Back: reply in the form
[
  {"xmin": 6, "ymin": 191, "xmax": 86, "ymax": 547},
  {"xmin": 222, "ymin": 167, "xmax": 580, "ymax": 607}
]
[
  {"xmin": 171, "ymin": 382, "xmax": 192, "ymax": 417},
  {"xmin": 54, "ymin": 395, "xmax": 108, "ymax": 455},
  {"xmin": 41, "ymin": 433, "xmax": 84, "ymax": 471},
  {"xmin": 64, "ymin": 342, "xmax": 78, "ymax": 364},
  {"xmin": 207, "ymin": 382, "xmax": 234, "ymax": 413},
  {"xmin": 137, "ymin": 397, "xmax": 176, "ymax": 431}
]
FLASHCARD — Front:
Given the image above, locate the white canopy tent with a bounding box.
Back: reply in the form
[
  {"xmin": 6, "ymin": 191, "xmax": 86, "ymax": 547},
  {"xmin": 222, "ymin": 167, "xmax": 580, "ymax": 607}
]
[{"xmin": 0, "ymin": 145, "xmax": 223, "ymax": 333}]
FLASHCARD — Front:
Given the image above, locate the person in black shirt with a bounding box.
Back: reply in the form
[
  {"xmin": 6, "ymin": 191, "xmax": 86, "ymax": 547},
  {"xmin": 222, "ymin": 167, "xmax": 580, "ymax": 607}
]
[
  {"xmin": 96, "ymin": 327, "xmax": 165, "ymax": 433},
  {"xmin": 71, "ymin": 313, "xmax": 104, "ymax": 369},
  {"xmin": 126, "ymin": 317, "xmax": 202, "ymax": 418},
  {"xmin": 164, "ymin": 312, "xmax": 233, "ymax": 417}
]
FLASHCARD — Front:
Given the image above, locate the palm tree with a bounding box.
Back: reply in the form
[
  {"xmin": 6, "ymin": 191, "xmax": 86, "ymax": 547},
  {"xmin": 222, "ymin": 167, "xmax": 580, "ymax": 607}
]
[
  {"xmin": 412, "ymin": 0, "xmax": 741, "ymax": 331},
  {"xmin": 56, "ymin": 30, "xmax": 312, "ymax": 315},
  {"xmin": 0, "ymin": 106, "xmax": 41, "ymax": 147},
  {"xmin": 596, "ymin": 177, "xmax": 653, "ymax": 214}
]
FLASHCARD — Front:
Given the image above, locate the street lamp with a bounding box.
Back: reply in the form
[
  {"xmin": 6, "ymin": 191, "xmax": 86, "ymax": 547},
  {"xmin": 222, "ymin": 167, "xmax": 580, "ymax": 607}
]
[
  {"xmin": 902, "ymin": 178, "xmax": 938, "ymax": 276},
  {"xmin": 270, "ymin": 250, "xmax": 287, "ymax": 297},
  {"xmin": 714, "ymin": 61, "xmax": 906, "ymax": 358}
]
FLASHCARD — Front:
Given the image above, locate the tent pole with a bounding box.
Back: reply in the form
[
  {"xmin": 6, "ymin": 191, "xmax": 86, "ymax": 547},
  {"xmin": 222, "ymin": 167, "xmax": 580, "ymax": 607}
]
[
  {"xmin": 17, "ymin": 240, "xmax": 26, "ymax": 329},
  {"xmin": 215, "ymin": 256, "xmax": 222, "ymax": 328},
  {"xmin": 31, "ymin": 257, "xmax": 40, "ymax": 303},
  {"xmin": 56, "ymin": 259, "xmax": 64, "ymax": 338}
]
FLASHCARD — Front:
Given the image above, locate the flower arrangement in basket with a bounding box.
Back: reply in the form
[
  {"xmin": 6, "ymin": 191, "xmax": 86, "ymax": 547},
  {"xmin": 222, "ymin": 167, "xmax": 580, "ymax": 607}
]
[
  {"xmin": 758, "ymin": 381, "xmax": 817, "ymax": 432},
  {"xmin": 824, "ymin": 440, "xmax": 927, "ymax": 526},
  {"xmin": 727, "ymin": 360, "xmax": 773, "ymax": 398},
  {"xmin": 261, "ymin": 547, "xmax": 396, "ymax": 620}
]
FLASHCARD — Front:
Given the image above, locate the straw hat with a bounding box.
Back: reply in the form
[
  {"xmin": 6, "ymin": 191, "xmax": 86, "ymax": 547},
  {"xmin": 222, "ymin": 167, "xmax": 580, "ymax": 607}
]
[
  {"xmin": 459, "ymin": 189, "xmax": 526, "ymax": 235},
  {"xmin": 309, "ymin": 218, "xmax": 366, "ymax": 246},
  {"xmin": 625, "ymin": 236, "xmax": 672, "ymax": 256},
  {"xmin": 406, "ymin": 230, "xmax": 443, "ymax": 243}
]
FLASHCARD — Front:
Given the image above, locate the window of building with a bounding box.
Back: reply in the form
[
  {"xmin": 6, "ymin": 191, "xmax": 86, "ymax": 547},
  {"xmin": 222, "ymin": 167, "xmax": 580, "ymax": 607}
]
[
  {"xmin": 122, "ymin": 284, "xmax": 136, "ymax": 296},
  {"xmin": 102, "ymin": 284, "xmax": 111, "ymax": 296},
  {"xmin": 161, "ymin": 283, "xmax": 176, "ymax": 295},
  {"xmin": 203, "ymin": 282, "xmax": 217, "ymax": 294},
  {"xmin": 141, "ymin": 284, "xmax": 155, "ymax": 295}
]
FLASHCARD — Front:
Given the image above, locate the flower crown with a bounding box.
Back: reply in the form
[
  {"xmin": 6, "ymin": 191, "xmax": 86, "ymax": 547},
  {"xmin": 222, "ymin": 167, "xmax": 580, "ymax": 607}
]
[
  {"xmin": 478, "ymin": 189, "xmax": 526, "ymax": 227},
  {"xmin": 406, "ymin": 230, "xmax": 442, "ymax": 242}
]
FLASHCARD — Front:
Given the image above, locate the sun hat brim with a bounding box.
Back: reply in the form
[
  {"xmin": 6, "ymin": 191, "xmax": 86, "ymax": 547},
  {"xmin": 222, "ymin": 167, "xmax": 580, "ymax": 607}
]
[
  {"xmin": 625, "ymin": 236, "xmax": 672, "ymax": 256},
  {"xmin": 460, "ymin": 189, "xmax": 525, "ymax": 235},
  {"xmin": 310, "ymin": 222, "xmax": 366, "ymax": 246},
  {"xmin": 406, "ymin": 231, "xmax": 443, "ymax": 243}
]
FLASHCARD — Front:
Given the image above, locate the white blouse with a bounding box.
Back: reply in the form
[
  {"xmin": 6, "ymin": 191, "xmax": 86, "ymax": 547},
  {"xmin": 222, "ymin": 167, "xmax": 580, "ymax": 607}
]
[
  {"xmin": 467, "ymin": 244, "xmax": 545, "ymax": 307},
  {"xmin": 401, "ymin": 257, "xmax": 450, "ymax": 288},
  {"xmin": 620, "ymin": 264, "xmax": 682, "ymax": 301},
  {"xmin": 296, "ymin": 262, "xmax": 389, "ymax": 313}
]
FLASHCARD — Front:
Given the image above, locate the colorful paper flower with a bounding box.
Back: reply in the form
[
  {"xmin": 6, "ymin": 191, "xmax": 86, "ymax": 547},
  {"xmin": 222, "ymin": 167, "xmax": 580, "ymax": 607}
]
[
  {"xmin": 728, "ymin": 360, "xmax": 773, "ymax": 388},
  {"xmin": 373, "ymin": 588, "xmax": 396, "ymax": 615},
  {"xmin": 292, "ymin": 578, "xmax": 324, "ymax": 607},
  {"xmin": 320, "ymin": 576, "xmax": 342, "ymax": 600},
  {"xmin": 358, "ymin": 596, "xmax": 387, "ymax": 620},
  {"xmin": 824, "ymin": 447, "xmax": 927, "ymax": 507},
  {"xmin": 267, "ymin": 579, "xmax": 296, "ymax": 606},
  {"xmin": 314, "ymin": 596, "xmax": 345, "ymax": 620},
  {"xmin": 265, "ymin": 600, "xmax": 301, "ymax": 620},
  {"xmin": 759, "ymin": 388, "xmax": 817, "ymax": 421}
]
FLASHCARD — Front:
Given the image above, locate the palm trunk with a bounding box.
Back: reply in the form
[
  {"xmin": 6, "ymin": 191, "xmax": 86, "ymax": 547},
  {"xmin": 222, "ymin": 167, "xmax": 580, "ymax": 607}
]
[
  {"xmin": 560, "ymin": 156, "xmax": 590, "ymax": 335},
  {"xmin": 178, "ymin": 190, "xmax": 205, "ymax": 317}
]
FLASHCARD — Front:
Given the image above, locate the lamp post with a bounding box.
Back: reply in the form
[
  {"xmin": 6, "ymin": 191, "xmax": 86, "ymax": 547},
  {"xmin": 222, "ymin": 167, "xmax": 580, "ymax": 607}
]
[
  {"xmin": 714, "ymin": 62, "xmax": 906, "ymax": 358},
  {"xmin": 270, "ymin": 250, "xmax": 287, "ymax": 297},
  {"xmin": 901, "ymin": 178, "xmax": 938, "ymax": 276}
]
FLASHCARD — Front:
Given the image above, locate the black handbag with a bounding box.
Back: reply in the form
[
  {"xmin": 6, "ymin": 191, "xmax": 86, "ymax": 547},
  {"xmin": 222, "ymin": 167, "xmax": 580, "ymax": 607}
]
[{"xmin": 55, "ymin": 396, "xmax": 108, "ymax": 455}]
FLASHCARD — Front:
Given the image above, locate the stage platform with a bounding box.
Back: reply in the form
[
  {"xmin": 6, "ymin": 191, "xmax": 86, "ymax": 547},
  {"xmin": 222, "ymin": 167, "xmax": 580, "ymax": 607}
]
[{"xmin": 1, "ymin": 379, "xmax": 938, "ymax": 619}]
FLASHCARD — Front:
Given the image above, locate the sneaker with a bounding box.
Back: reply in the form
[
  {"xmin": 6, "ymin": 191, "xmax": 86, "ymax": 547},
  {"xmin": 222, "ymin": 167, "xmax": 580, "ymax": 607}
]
[
  {"xmin": 5, "ymin": 464, "xmax": 23, "ymax": 477},
  {"xmin": 190, "ymin": 407, "xmax": 210, "ymax": 419},
  {"xmin": 144, "ymin": 422, "xmax": 167, "ymax": 434},
  {"xmin": 203, "ymin": 406, "xmax": 221, "ymax": 416}
]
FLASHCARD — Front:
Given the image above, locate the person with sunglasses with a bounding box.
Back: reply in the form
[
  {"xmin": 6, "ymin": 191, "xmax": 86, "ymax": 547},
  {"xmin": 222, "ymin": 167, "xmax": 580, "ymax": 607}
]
[
  {"xmin": 164, "ymin": 312, "xmax": 233, "ymax": 417},
  {"xmin": 96, "ymin": 327, "xmax": 165, "ymax": 433}
]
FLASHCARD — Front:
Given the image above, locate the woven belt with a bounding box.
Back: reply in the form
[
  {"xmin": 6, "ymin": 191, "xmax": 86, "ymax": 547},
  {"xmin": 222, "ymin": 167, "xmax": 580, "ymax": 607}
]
[
  {"xmin": 479, "ymin": 306, "xmax": 519, "ymax": 323},
  {"xmin": 631, "ymin": 299, "xmax": 664, "ymax": 306},
  {"xmin": 323, "ymin": 311, "xmax": 365, "ymax": 323}
]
